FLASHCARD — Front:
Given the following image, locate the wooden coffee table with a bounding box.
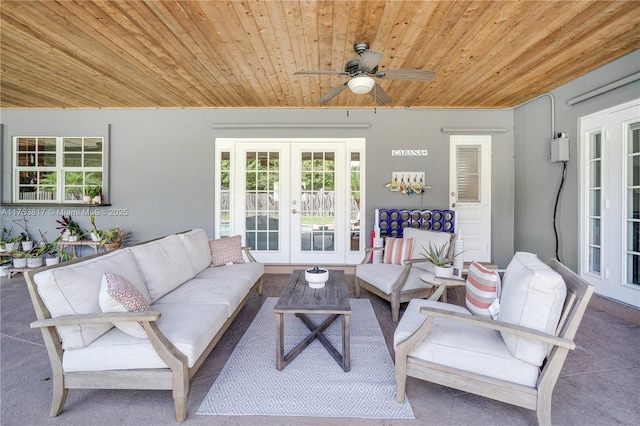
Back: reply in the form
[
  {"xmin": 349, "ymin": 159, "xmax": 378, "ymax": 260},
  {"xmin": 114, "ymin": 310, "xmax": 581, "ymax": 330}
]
[{"xmin": 274, "ymin": 269, "xmax": 351, "ymax": 372}]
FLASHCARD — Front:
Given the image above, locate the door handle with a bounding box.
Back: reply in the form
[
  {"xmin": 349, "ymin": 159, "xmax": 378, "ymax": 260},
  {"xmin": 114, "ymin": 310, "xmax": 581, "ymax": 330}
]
[
  {"xmin": 292, "ymin": 209, "xmax": 298, "ymax": 214},
  {"xmin": 451, "ymin": 203, "xmax": 456, "ymax": 208}
]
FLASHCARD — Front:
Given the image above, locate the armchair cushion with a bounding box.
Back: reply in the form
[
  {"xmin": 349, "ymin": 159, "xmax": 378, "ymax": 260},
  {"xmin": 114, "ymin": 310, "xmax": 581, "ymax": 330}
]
[
  {"xmin": 356, "ymin": 263, "xmax": 433, "ymax": 294},
  {"xmin": 394, "ymin": 299, "xmax": 540, "ymax": 387},
  {"xmin": 401, "ymin": 228, "xmax": 454, "ymax": 271},
  {"xmin": 465, "ymin": 261, "xmax": 501, "ymax": 318},
  {"xmin": 499, "ymin": 252, "xmax": 566, "ymax": 366},
  {"xmin": 99, "ymin": 272, "xmax": 150, "ymax": 338},
  {"xmin": 383, "ymin": 237, "xmax": 415, "ymax": 265}
]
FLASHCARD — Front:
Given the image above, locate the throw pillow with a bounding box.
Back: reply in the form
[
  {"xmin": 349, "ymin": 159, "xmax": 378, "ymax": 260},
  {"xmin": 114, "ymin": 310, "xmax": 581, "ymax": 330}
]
[
  {"xmin": 210, "ymin": 235, "xmax": 245, "ymax": 267},
  {"xmin": 383, "ymin": 237, "xmax": 415, "ymax": 265},
  {"xmin": 465, "ymin": 261, "xmax": 501, "ymax": 318},
  {"xmin": 99, "ymin": 272, "xmax": 150, "ymax": 339}
]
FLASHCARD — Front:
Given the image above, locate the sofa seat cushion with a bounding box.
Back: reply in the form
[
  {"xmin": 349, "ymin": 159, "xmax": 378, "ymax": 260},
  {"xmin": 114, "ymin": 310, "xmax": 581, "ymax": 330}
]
[
  {"xmin": 178, "ymin": 229, "xmax": 212, "ymax": 275},
  {"xmin": 499, "ymin": 252, "xmax": 567, "ymax": 366},
  {"xmin": 195, "ymin": 262, "xmax": 264, "ymax": 287},
  {"xmin": 394, "ymin": 299, "xmax": 540, "ymax": 387},
  {"xmin": 63, "ymin": 303, "xmax": 229, "ymax": 371},
  {"xmin": 130, "ymin": 235, "xmax": 195, "ymax": 302},
  {"xmin": 154, "ymin": 278, "xmax": 252, "ymax": 317},
  {"xmin": 33, "ymin": 249, "xmax": 148, "ymax": 350},
  {"xmin": 356, "ymin": 263, "xmax": 433, "ymax": 294}
]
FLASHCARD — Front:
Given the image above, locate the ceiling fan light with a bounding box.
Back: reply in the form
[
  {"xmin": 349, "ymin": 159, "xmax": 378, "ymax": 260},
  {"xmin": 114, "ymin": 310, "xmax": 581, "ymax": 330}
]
[{"xmin": 348, "ymin": 76, "xmax": 375, "ymax": 94}]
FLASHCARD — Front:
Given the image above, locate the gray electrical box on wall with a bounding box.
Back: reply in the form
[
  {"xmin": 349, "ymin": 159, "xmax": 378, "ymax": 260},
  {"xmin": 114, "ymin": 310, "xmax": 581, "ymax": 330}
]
[{"xmin": 551, "ymin": 137, "xmax": 569, "ymax": 162}]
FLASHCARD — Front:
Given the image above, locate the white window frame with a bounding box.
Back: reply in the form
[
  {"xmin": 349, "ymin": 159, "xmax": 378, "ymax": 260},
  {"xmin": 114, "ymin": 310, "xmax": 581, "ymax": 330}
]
[{"xmin": 12, "ymin": 136, "xmax": 108, "ymax": 204}]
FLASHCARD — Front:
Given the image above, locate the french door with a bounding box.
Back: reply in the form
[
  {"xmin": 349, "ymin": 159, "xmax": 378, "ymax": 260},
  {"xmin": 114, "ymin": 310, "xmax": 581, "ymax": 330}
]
[
  {"xmin": 214, "ymin": 138, "xmax": 365, "ymax": 265},
  {"xmin": 579, "ymin": 99, "xmax": 640, "ymax": 307}
]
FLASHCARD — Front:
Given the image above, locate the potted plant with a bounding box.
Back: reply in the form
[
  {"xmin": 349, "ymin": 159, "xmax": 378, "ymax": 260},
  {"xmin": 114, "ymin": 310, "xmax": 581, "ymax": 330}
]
[
  {"xmin": 6, "ymin": 234, "xmax": 24, "ymax": 252},
  {"xmin": 89, "ymin": 185, "xmax": 102, "ymax": 205},
  {"xmin": 56, "ymin": 215, "xmax": 83, "ymax": 242},
  {"xmin": 11, "ymin": 250, "xmax": 27, "ymax": 269},
  {"xmin": 420, "ymin": 242, "xmax": 460, "ymax": 278},
  {"xmin": 89, "ymin": 214, "xmax": 103, "ymax": 242},
  {"xmin": 100, "ymin": 226, "xmax": 130, "ymax": 251},
  {"xmin": 82, "ymin": 187, "xmax": 92, "ymax": 204}
]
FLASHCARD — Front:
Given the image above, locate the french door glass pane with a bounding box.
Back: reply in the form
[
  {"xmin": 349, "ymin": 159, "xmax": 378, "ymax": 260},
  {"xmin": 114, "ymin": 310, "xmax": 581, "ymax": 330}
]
[
  {"xmin": 627, "ymin": 122, "xmax": 640, "ymax": 285},
  {"xmin": 350, "ymin": 152, "xmax": 361, "ymax": 251},
  {"xmin": 588, "ymin": 132, "xmax": 602, "ymax": 274},
  {"xmin": 245, "ymin": 151, "xmax": 279, "ymax": 251},
  {"xmin": 300, "ymin": 151, "xmax": 335, "ymax": 252}
]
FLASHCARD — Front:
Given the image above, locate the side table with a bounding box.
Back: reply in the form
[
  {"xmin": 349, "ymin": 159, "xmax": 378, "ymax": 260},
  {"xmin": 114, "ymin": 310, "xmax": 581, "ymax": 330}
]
[
  {"xmin": 58, "ymin": 240, "xmax": 101, "ymax": 259},
  {"xmin": 419, "ymin": 272, "xmax": 466, "ymax": 304}
]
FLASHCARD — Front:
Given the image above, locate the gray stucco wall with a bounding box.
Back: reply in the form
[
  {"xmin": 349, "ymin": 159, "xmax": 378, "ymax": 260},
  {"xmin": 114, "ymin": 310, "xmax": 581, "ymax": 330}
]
[
  {"xmin": 1, "ymin": 107, "xmax": 514, "ymax": 265},
  {"xmin": 513, "ymin": 50, "xmax": 640, "ymax": 271}
]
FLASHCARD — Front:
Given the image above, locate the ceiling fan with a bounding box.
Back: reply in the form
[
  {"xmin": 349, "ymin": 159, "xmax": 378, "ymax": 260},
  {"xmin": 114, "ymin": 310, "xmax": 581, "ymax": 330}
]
[{"xmin": 294, "ymin": 42, "xmax": 435, "ymax": 106}]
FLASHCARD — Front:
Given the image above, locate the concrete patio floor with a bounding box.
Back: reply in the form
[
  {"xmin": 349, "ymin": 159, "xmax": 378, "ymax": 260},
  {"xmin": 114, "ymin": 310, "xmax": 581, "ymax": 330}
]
[{"xmin": 2, "ymin": 271, "xmax": 639, "ymax": 426}]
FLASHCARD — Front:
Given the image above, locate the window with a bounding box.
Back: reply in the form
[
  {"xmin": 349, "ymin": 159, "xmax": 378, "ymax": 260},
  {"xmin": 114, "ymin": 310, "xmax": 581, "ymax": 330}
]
[{"xmin": 13, "ymin": 136, "xmax": 105, "ymax": 203}]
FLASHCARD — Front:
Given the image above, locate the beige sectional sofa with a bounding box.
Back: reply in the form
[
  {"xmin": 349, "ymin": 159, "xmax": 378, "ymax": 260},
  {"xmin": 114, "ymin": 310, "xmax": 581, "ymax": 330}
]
[{"xmin": 25, "ymin": 229, "xmax": 264, "ymax": 422}]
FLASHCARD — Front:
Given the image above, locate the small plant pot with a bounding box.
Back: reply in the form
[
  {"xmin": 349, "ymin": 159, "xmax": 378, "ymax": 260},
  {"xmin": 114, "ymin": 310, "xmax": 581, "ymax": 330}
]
[
  {"xmin": 21, "ymin": 241, "xmax": 34, "ymax": 251},
  {"xmin": 83, "ymin": 195, "xmax": 92, "ymax": 204},
  {"xmin": 27, "ymin": 257, "xmax": 43, "ymax": 268},
  {"xmin": 305, "ymin": 267, "xmax": 329, "ymax": 289},
  {"xmin": 104, "ymin": 242, "xmax": 121, "ymax": 251},
  {"xmin": 12, "ymin": 258, "xmax": 27, "ymax": 268},
  {"xmin": 45, "ymin": 257, "xmax": 60, "ymax": 266},
  {"xmin": 92, "ymin": 195, "xmax": 102, "ymax": 205},
  {"xmin": 90, "ymin": 232, "xmax": 102, "ymax": 242},
  {"xmin": 5, "ymin": 242, "xmax": 20, "ymax": 251},
  {"xmin": 434, "ymin": 265, "xmax": 454, "ymax": 278},
  {"xmin": 68, "ymin": 235, "xmax": 79, "ymax": 242}
]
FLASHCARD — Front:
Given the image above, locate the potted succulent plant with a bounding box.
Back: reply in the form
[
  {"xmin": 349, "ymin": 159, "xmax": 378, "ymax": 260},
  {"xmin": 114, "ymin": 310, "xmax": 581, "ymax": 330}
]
[{"xmin": 420, "ymin": 242, "xmax": 461, "ymax": 278}]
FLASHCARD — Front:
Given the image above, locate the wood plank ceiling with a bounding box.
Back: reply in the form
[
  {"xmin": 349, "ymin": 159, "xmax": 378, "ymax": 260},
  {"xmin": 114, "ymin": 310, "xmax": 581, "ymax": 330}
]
[{"xmin": 1, "ymin": 0, "xmax": 639, "ymax": 109}]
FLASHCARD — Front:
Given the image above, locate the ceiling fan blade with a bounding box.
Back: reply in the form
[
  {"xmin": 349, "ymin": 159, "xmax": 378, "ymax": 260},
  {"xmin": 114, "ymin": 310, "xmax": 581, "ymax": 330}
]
[
  {"xmin": 317, "ymin": 82, "xmax": 349, "ymax": 104},
  {"xmin": 358, "ymin": 49, "xmax": 384, "ymax": 73},
  {"xmin": 295, "ymin": 70, "xmax": 349, "ymax": 76},
  {"xmin": 375, "ymin": 69, "xmax": 435, "ymax": 81},
  {"xmin": 368, "ymin": 83, "xmax": 391, "ymax": 106}
]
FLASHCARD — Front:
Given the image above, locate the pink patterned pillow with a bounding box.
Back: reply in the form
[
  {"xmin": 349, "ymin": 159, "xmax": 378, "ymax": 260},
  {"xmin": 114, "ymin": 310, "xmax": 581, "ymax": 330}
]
[
  {"xmin": 99, "ymin": 272, "xmax": 150, "ymax": 338},
  {"xmin": 465, "ymin": 261, "xmax": 501, "ymax": 318},
  {"xmin": 383, "ymin": 237, "xmax": 415, "ymax": 265},
  {"xmin": 209, "ymin": 235, "xmax": 245, "ymax": 267}
]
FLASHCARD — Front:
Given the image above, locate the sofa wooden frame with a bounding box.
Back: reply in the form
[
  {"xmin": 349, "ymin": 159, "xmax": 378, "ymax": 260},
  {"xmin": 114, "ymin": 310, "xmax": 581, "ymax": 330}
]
[
  {"xmin": 394, "ymin": 259, "xmax": 594, "ymax": 425},
  {"xmin": 25, "ymin": 243, "xmax": 263, "ymax": 423}
]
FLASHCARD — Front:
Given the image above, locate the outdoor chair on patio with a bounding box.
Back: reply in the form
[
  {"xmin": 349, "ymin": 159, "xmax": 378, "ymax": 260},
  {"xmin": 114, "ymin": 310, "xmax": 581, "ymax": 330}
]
[
  {"xmin": 355, "ymin": 227, "xmax": 456, "ymax": 321},
  {"xmin": 394, "ymin": 253, "xmax": 594, "ymax": 426}
]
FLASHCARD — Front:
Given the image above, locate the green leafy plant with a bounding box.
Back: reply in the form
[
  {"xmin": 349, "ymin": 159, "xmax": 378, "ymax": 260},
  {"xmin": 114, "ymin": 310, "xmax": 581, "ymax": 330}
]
[
  {"xmin": 88, "ymin": 185, "xmax": 102, "ymax": 198},
  {"xmin": 90, "ymin": 214, "xmax": 103, "ymax": 239},
  {"xmin": 100, "ymin": 226, "xmax": 131, "ymax": 246},
  {"xmin": 55, "ymin": 215, "xmax": 82, "ymax": 236},
  {"xmin": 420, "ymin": 242, "xmax": 457, "ymax": 267}
]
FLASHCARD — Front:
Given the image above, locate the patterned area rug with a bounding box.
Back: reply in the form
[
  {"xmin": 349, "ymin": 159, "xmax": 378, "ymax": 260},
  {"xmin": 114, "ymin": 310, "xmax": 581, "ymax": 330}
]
[{"xmin": 197, "ymin": 297, "xmax": 415, "ymax": 419}]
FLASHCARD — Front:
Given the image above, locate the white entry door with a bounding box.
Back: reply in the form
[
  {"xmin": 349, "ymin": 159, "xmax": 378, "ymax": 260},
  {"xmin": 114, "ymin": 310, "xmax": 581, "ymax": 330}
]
[
  {"xmin": 449, "ymin": 135, "xmax": 492, "ymax": 262},
  {"xmin": 217, "ymin": 138, "xmax": 364, "ymax": 265}
]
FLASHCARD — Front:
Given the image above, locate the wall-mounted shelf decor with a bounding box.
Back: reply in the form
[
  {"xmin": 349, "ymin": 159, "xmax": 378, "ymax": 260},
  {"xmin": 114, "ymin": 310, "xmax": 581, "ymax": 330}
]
[{"xmin": 386, "ymin": 172, "xmax": 431, "ymax": 195}]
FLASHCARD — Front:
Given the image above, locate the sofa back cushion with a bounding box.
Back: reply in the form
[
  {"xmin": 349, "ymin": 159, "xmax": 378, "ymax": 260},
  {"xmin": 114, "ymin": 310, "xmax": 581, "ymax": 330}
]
[
  {"xmin": 499, "ymin": 252, "xmax": 566, "ymax": 366},
  {"xmin": 130, "ymin": 235, "xmax": 195, "ymax": 302},
  {"xmin": 178, "ymin": 229, "xmax": 212, "ymax": 274},
  {"xmin": 33, "ymin": 249, "xmax": 148, "ymax": 349},
  {"xmin": 401, "ymin": 228, "xmax": 454, "ymax": 271}
]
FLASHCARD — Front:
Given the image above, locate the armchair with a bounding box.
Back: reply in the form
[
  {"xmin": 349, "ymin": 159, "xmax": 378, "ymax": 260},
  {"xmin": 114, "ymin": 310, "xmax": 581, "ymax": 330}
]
[
  {"xmin": 394, "ymin": 254, "xmax": 594, "ymax": 425},
  {"xmin": 355, "ymin": 228, "xmax": 456, "ymax": 321}
]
